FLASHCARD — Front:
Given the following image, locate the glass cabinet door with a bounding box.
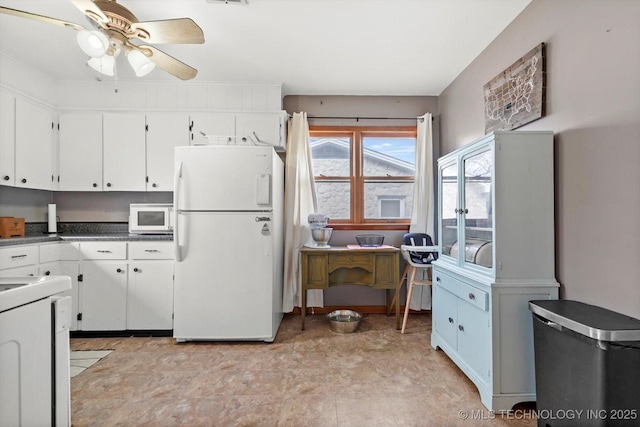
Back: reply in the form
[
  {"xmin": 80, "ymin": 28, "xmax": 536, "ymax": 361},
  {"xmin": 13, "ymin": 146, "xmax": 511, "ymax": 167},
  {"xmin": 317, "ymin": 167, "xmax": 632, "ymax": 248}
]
[
  {"xmin": 440, "ymin": 161, "xmax": 458, "ymax": 259},
  {"xmin": 462, "ymin": 149, "xmax": 493, "ymax": 269}
]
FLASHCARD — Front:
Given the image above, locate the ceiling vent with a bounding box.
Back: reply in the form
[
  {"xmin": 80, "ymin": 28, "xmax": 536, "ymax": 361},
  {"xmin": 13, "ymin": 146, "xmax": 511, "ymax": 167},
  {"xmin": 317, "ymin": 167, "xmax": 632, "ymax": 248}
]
[{"xmin": 205, "ymin": 0, "xmax": 248, "ymax": 4}]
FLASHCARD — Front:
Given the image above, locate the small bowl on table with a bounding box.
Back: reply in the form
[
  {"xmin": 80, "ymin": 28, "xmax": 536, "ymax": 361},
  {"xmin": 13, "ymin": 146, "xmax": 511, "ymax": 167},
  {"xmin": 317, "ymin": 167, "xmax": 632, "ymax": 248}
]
[{"xmin": 355, "ymin": 234, "xmax": 385, "ymax": 247}]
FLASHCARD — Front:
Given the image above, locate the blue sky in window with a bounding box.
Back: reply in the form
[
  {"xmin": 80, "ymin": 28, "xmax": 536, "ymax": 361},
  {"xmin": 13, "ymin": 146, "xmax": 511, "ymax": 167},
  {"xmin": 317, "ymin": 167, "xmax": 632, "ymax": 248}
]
[{"xmin": 363, "ymin": 138, "xmax": 416, "ymax": 164}]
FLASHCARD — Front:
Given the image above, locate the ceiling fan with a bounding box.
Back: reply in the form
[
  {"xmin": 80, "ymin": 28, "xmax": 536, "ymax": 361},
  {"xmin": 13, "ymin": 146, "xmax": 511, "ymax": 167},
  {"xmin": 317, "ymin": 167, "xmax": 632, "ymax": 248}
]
[{"xmin": 0, "ymin": 0, "xmax": 205, "ymax": 80}]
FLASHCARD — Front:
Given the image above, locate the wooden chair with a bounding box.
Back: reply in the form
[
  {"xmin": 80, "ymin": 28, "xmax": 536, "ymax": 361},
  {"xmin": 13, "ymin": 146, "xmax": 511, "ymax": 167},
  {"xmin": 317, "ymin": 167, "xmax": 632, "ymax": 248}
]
[{"xmin": 400, "ymin": 233, "xmax": 438, "ymax": 334}]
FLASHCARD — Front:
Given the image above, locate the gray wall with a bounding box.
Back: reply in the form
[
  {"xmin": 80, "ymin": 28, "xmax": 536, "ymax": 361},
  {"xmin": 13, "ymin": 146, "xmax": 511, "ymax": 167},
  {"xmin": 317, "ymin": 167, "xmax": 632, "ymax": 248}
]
[
  {"xmin": 284, "ymin": 95, "xmax": 438, "ymax": 306},
  {"xmin": 438, "ymin": 0, "xmax": 640, "ymax": 318}
]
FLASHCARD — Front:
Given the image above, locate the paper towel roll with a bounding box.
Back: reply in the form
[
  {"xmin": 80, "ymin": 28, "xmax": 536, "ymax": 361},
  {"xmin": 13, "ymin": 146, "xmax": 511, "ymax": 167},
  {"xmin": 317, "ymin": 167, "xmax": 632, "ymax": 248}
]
[{"xmin": 48, "ymin": 204, "xmax": 57, "ymax": 233}]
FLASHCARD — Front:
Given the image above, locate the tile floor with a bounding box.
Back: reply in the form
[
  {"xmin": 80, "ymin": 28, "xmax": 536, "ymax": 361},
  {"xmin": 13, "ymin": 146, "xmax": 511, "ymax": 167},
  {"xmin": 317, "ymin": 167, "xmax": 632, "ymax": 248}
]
[{"xmin": 70, "ymin": 313, "xmax": 537, "ymax": 427}]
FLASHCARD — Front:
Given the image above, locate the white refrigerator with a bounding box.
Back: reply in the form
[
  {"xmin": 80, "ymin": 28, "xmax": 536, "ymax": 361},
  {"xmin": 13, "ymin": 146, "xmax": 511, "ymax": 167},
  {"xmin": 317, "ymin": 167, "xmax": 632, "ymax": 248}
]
[{"xmin": 173, "ymin": 145, "xmax": 284, "ymax": 342}]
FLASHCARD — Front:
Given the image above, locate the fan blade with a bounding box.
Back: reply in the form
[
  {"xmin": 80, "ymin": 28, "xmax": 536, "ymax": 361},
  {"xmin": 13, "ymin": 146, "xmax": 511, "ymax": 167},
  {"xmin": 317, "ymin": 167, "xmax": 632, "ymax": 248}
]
[
  {"xmin": 139, "ymin": 45, "xmax": 198, "ymax": 80},
  {"xmin": 0, "ymin": 6, "xmax": 85, "ymax": 31},
  {"xmin": 131, "ymin": 18, "xmax": 204, "ymax": 44},
  {"xmin": 69, "ymin": 0, "xmax": 108, "ymax": 25}
]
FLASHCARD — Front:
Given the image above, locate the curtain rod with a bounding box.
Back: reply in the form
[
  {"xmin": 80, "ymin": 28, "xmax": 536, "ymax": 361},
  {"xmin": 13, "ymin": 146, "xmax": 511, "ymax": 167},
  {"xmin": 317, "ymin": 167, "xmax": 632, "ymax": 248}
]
[{"xmin": 307, "ymin": 116, "xmax": 432, "ymax": 122}]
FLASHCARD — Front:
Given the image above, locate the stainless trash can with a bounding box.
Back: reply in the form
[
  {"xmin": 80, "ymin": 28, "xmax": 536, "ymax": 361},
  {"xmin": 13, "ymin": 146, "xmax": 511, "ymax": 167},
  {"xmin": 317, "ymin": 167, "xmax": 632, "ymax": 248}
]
[{"xmin": 529, "ymin": 300, "xmax": 640, "ymax": 427}]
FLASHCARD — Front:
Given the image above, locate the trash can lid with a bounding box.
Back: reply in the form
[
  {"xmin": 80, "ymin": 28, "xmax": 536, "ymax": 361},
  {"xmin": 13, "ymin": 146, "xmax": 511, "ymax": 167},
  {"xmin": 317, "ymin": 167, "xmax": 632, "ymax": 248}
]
[{"xmin": 529, "ymin": 300, "xmax": 640, "ymax": 342}]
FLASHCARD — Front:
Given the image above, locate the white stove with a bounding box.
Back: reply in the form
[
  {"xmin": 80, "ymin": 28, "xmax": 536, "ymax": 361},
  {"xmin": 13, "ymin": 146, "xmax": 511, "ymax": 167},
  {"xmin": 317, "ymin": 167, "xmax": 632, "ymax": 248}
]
[{"xmin": 0, "ymin": 276, "xmax": 72, "ymax": 427}]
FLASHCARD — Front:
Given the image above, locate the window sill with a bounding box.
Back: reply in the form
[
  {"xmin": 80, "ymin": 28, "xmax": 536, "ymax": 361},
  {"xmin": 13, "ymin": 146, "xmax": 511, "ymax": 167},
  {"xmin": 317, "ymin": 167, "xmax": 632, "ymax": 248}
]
[{"xmin": 327, "ymin": 223, "xmax": 410, "ymax": 231}]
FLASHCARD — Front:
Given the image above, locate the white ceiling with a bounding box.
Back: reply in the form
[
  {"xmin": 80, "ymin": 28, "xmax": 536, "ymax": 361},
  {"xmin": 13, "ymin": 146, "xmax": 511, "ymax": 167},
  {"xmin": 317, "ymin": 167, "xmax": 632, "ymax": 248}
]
[{"xmin": 0, "ymin": 0, "xmax": 531, "ymax": 96}]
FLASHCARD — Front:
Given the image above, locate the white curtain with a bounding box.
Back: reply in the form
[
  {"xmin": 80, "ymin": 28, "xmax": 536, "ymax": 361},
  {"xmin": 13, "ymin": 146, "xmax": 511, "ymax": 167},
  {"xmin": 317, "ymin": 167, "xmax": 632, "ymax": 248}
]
[
  {"xmin": 408, "ymin": 112, "xmax": 435, "ymax": 310},
  {"xmin": 282, "ymin": 112, "xmax": 324, "ymax": 312}
]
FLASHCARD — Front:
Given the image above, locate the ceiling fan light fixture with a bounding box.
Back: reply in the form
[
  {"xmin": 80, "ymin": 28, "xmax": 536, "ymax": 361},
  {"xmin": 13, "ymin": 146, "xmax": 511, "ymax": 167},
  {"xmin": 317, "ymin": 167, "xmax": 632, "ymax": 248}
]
[
  {"xmin": 77, "ymin": 30, "xmax": 109, "ymax": 58},
  {"xmin": 127, "ymin": 49, "xmax": 156, "ymax": 77},
  {"xmin": 87, "ymin": 55, "xmax": 115, "ymax": 76}
]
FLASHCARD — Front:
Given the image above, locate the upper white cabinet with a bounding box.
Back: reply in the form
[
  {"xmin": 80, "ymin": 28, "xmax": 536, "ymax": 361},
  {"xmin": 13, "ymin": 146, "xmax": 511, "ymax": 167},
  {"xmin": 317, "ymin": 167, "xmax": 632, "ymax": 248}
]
[
  {"xmin": 146, "ymin": 113, "xmax": 189, "ymax": 191},
  {"xmin": 0, "ymin": 90, "xmax": 15, "ymax": 186},
  {"xmin": 103, "ymin": 113, "xmax": 146, "ymax": 191},
  {"xmin": 431, "ymin": 131, "xmax": 560, "ymax": 412},
  {"xmin": 437, "ymin": 131, "xmax": 557, "ymax": 281},
  {"xmin": 236, "ymin": 112, "xmax": 287, "ymax": 150},
  {"xmin": 14, "ymin": 98, "xmax": 54, "ymax": 190},
  {"xmin": 190, "ymin": 112, "xmax": 288, "ymax": 149},
  {"xmin": 58, "ymin": 113, "xmax": 103, "ymax": 191},
  {"xmin": 189, "ymin": 113, "xmax": 235, "ymax": 146}
]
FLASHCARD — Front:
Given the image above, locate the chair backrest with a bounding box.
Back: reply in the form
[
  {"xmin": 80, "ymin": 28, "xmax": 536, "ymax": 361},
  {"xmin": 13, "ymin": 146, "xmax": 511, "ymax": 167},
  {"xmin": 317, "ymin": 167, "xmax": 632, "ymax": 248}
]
[{"xmin": 402, "ymin": 233, "xmax": 437, "ymax": 264}]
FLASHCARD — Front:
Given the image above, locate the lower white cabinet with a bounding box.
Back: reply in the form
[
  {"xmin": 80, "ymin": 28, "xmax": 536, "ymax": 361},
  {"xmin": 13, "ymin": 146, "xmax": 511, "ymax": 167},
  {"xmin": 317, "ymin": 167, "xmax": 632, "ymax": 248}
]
[
  {"xmin": 127, "ymin": 242, "xmax": 174, "ymax": 330},
  {"xmin": 81, "ymin": 260, "xmax": 128, "ymax": 331},
  {"xmin": 39, "ymin": 261, "xmax": 80, "ymax": 331},
  {"xmin": 433, "ymin": 273, "xmax": 491, "ymax": 384},
  {"xmin": 0, "ymin": 240, "xmax": 175, "ymax": 332},
  {"xmin": 432, "ymin": 265, "xmax": 559, "ymax": 411},
  {"xmin": 78, "ymin": 242, "xmax": 128, "ymax": 331}
]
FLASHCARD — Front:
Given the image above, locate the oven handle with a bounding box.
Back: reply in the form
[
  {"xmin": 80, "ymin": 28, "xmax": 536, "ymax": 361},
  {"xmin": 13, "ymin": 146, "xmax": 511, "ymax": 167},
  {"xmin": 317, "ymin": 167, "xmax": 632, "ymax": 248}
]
[{"xmin": 173, "ymin": 161, "xmax": 183, "ymax": 262}]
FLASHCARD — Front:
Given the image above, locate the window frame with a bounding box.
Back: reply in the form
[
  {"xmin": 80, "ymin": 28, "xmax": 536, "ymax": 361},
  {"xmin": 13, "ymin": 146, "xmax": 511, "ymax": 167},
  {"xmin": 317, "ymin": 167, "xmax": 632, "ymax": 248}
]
[{"xmin": 309, "ymin": 126, "xmax": 416, "ymax": 231}]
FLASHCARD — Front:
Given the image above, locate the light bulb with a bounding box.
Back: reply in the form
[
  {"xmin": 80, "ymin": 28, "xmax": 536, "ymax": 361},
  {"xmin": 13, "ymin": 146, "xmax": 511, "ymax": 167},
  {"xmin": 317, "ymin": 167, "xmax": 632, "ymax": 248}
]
[{"xmin": 77, "ymin": 30, "xmax": 109, "ymax": 58}]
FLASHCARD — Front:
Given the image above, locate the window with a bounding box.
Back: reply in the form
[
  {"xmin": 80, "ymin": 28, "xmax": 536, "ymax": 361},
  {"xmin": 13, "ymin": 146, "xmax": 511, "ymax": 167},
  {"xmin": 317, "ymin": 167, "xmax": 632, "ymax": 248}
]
[{"xmin": 309, "ymin": 126, "xmax": 416, "ymax": 229}]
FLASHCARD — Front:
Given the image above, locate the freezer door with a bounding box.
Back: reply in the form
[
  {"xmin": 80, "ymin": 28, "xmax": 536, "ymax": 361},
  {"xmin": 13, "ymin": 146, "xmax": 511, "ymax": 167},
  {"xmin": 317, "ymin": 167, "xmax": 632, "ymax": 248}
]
[
  {"xmin": 173, "ymin": 212, "xmax": 277, "ymax": 340},
  {"xmin": 175, "ymin": 146, "xmax": 273, "ymax": 211}
]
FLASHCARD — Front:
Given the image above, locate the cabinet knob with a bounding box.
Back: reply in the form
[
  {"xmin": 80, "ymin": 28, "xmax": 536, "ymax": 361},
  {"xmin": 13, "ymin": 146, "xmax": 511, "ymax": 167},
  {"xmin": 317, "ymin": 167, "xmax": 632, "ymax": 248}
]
[
  {"xmin": 116, "ymin": 268, "xmax": 123, "ymax": 273},
  {"xmin": 21, "ymin": 178, "xmax": 27, "ymax": 183},
  {"xmin": 458, "ymin": 325, "xmax": 464, "ymax": 332},
  {"xmin": 152, "ymin": 183, "xmax": 157, "ymax": 188},
  {"xmin": 436, "ymin": 277, "xmax": 440, "ymax": 282},
  {"xmin": 448, "ymin": 317, "xmax": 454, "ymax": 324},
  {"xmin": 133, "ymin": 267, "xmax": 140, "ymax": 272},
  {"xmin": 107, "ymin": 183, "xmax": 112, "ymax": 187},
  {"xmin": 45, "ymin": 270, "xmax": 51, "ymax": 276},
  {"xmin": 242, "ymin": 137, "xmax": 247, "ymax": 142},
  {"xmin": 2, "ymin": 175, "xmax": 9, "ymax": 181},
  {"xmin": 468, "ymin": 293, "xmax": 475, "ymax": 300},
  {"xmin": 93, "ymin": 183, "xmax": 97, "ymax": 188}
]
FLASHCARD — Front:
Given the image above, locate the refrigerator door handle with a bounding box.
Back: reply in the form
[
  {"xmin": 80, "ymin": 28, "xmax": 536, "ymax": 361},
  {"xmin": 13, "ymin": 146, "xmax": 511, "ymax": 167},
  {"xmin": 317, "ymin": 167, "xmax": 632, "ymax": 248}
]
[{"xmin": 174, "ymin": 161, "xmax": 183, "ymax": 262}]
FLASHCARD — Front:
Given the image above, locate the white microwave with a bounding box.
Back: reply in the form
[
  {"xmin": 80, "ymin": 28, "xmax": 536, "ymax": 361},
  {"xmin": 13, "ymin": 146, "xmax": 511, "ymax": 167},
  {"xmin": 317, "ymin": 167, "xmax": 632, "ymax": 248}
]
[{"xmin": 129, "ymin": 203, "xmax": 173, "ymax": 234}]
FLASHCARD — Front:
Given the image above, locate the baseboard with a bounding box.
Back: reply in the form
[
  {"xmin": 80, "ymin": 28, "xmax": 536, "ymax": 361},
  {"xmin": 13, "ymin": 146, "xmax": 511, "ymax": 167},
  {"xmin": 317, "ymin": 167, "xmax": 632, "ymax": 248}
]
[{"xmin": 289, "ymin": 305, "xmax": 432, "ymax": 315}]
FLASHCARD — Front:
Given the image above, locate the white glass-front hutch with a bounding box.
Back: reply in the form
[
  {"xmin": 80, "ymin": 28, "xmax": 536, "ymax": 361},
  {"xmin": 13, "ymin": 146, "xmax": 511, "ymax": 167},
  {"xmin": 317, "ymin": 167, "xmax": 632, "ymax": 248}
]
[{"xmin": 431, "ymin": 131, "xmax": 559, "ymax": 411}]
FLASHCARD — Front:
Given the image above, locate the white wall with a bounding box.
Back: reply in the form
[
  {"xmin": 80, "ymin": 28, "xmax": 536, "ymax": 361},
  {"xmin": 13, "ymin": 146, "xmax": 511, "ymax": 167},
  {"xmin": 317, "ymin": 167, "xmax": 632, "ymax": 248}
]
[{"xmin": 438, "ymin": 0, "xmax": 640, "ymax": 318}]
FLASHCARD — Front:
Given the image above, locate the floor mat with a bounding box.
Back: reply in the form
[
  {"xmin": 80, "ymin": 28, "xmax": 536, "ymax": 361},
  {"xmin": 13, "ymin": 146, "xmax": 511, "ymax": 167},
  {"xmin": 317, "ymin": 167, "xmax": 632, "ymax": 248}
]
[{"xmin": 70, "ymin": 350, "xmax": 113, "ymax": 377}]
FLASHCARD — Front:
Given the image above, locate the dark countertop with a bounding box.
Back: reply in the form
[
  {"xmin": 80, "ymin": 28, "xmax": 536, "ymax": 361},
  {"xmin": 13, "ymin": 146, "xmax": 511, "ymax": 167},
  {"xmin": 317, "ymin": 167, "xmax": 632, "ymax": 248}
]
[{"xmin": 0, "ymin": 233, "xmax": 173, "ymax": 247}]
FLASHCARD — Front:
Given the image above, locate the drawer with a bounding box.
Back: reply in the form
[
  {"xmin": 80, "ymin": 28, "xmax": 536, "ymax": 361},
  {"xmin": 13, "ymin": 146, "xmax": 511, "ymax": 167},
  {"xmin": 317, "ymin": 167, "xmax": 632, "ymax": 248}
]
[
  {"xmin": 80, "ymin": 242, "xmax": 127, "ymax": 260},
  {"xmin": 0, "ymin": 245, "xmax": 38, "ymax": 269},
  {"xmin": 328, "ymin": 252, "xmax": 373, "ymax": 270},
  {"xmin": 40, "ymin": 242, "xmax": 80, "ymax": 263},
  {"xmin": 129, "ymin": 242, "xmax": 174, "ymax": 260},
  {"xmin": 434, "ymin": 269, "xmax": 488, "ymax": 311}
]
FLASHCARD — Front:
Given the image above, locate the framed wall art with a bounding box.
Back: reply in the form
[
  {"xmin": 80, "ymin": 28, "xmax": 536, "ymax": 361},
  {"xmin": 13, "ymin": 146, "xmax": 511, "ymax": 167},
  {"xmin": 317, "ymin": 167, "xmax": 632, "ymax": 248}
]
[{"xmin": 484, "ymin": 43, "xmax": 546, "ymax": 133}]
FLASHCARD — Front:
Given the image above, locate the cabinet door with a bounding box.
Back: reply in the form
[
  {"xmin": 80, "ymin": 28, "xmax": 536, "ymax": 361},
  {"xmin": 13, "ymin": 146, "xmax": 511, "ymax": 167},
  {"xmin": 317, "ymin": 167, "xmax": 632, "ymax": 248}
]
[
  {"xmin": 80, "ymin": 261, "xmax": 127, "ymax": 330},
  {"xmin": 103, "ymin": 113, "xmax": 146, "ymax": 191},
  {"xmin": 373, "ymin": 253, "xmax": 397, "ymax": 288},
  {"xmin": 15, "ymin": 98, "xmax": 53, "ymax": 190},
  {"xmin": 236, "ymin": 112, "xmax": 286, "ymax": 149},
  {"xmin": 39, "ymin": 261, "xmax": 80, "ymax": 331},
  {"xmin": 457, "ymin": 298, "xmax": 491, "ymax": 383},
  {"xmin": 0, "ymin": 90, "xmax": 15, "ymax": 186},
  {"xmin": 439, "ymin": 159, "xmax": 459, "ymax": 262},
  {"xmin": 189, "ymin": 113, "xmax": 235, "ymax": 145},
  {"xmin": 432, "ymin": 283, "xmax": 458, "ymax": 349},
  {"xmin": 127, "ymin": 261, "xmax": 174, "ymax": 329},
  {"xmin": 58, "ymin": 113, "xmax": 103, "ymax": 191},
  {"xmin": 461, "ymin": 147, "xmax": 493, "ymax": 270},
  {"xmin": 146, "ymin": 113, "xmax": 189, "ymax": 191}
]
